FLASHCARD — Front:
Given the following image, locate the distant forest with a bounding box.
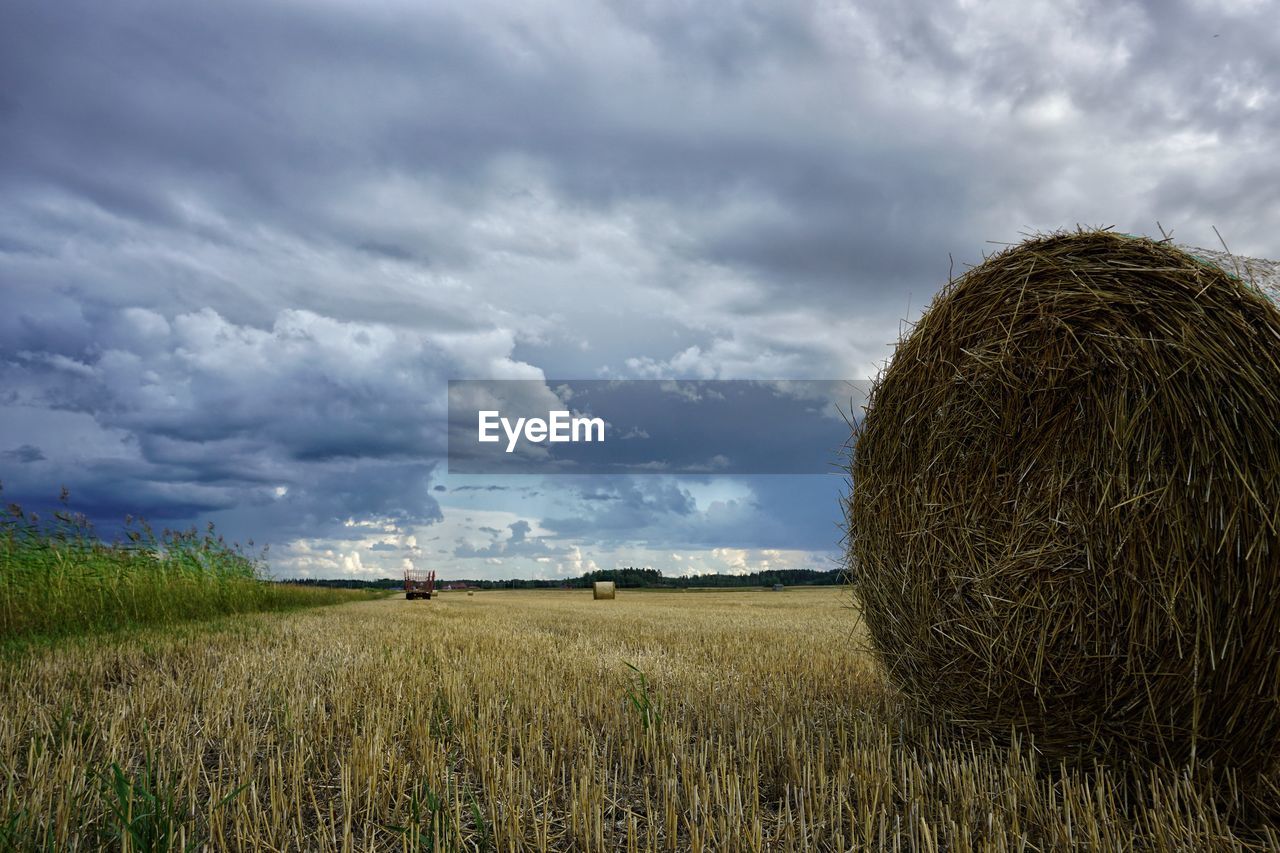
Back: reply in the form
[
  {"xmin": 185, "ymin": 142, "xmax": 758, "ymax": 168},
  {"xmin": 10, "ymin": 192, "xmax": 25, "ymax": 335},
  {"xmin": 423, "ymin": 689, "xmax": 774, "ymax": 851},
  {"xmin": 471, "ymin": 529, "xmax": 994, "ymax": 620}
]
[{"xmin": 283, "ymin": 566, "xmax": 846, "ymax": 590}]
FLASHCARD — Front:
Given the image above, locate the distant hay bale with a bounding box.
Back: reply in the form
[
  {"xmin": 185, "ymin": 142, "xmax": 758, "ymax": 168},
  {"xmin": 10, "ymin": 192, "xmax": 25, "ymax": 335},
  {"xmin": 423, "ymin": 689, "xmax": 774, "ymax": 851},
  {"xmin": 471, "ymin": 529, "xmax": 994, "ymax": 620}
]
[
  {"xmin": 592, "ymin": 581, "xmax": 616, "ymax": 600},
  {"xmin": 467, "ymin": 591, "xmax": 474, "ymax": 596},
  {"xmin": 847, "ymin": 231, "xmax": 1280, "ymax": 779}
]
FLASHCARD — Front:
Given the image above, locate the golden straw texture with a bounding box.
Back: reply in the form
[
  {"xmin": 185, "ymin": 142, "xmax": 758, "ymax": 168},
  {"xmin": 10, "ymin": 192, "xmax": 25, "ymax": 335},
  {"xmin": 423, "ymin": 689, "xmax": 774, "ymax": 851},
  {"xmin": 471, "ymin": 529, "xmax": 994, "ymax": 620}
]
[{"xmin": 847, "ymin": 230, "xmax": 1280, "ymax": 783}]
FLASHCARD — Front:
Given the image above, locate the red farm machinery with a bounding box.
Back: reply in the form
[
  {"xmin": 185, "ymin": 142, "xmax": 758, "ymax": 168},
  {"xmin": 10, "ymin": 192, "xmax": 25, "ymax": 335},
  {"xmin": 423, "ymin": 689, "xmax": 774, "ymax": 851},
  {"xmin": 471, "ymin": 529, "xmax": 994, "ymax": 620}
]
[{"xmin": 404, "ymin": 567, "xmax": 436, "ymax": 600}]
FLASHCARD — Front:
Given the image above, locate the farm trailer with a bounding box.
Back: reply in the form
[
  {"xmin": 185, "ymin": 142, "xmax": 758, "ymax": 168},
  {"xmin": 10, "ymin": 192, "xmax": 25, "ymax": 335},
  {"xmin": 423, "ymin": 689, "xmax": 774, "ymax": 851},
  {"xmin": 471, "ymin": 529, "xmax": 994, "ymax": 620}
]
[{"xmin": 404, "ymin": 568, "xmax": 436, "ymax": 600}]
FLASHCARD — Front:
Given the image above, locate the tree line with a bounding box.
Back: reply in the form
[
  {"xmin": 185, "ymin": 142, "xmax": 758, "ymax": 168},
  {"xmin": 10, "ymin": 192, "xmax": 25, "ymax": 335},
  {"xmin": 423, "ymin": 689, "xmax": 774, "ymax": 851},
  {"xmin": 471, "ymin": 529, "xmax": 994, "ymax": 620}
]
[{"xmin": 283, "ymin": 566, "xmax": 845, "ymax": 590}]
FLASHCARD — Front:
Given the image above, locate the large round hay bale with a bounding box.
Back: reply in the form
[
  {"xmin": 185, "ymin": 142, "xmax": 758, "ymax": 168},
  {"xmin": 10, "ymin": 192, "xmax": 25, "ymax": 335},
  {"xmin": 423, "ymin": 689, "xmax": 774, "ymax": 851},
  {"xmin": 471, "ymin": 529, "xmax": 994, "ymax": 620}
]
[
  {"xmin": 592, "ymin": 581, "xmax": 616, "ymax": 600},
  {"xmin": 847, "ymin": 231, "xmax": 1280, "ymax": 777}
]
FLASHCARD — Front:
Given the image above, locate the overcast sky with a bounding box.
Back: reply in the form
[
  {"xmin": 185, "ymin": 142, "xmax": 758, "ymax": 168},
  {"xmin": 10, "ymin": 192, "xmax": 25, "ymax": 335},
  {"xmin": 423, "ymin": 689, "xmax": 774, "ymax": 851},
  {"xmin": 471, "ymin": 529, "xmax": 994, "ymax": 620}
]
[{"xmin": 2, "ymin": 0, "xmax": 1276, "ymax": 579}]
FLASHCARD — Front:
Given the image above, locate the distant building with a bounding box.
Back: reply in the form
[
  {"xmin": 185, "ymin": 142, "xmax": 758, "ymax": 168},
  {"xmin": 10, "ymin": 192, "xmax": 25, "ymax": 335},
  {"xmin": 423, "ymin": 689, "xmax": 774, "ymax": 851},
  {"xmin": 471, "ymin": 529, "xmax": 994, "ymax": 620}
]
[{"xmin": 772, "ymin": 583, "xmax": 784, "ymax": 592}]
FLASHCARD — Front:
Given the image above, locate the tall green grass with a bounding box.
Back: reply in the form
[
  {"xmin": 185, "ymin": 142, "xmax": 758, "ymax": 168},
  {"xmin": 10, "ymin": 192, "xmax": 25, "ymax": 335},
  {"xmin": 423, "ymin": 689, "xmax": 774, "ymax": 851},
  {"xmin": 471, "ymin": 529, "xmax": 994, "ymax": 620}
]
[{"xmin": 1, "ymin": 488, "xmax": 370, "ymax": 645}]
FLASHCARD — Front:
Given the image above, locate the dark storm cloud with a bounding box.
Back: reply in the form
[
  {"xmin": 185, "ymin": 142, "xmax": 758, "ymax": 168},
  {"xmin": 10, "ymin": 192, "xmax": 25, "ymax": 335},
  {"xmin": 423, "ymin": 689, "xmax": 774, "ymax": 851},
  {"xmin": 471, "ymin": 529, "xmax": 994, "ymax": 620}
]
[
  {"xmin": 4, "ymin": 0, "xmax": 1277, "ymax": 277},
  {"xmin": 2, "ymin": 0, "xmax": 982, "ymax": 320},
  {"xmin": 0, "ymin": 307, "xmax": 464, "ymax": 539},
  {"xmin": 0, "ymin": 445, "xmax": 45, "ymax": 464},
  {"xmin": 2, "ymin": 0, "xmax": 1277, "ymax": 575}
]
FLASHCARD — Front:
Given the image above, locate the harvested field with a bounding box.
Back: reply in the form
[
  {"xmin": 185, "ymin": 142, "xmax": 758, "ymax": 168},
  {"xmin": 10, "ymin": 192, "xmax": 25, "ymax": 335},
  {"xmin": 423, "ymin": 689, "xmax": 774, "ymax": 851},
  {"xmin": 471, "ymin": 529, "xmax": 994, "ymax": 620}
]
[{"xmin": 2, "ymin": 589, "xmax": 1276, "ymax": 851}]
